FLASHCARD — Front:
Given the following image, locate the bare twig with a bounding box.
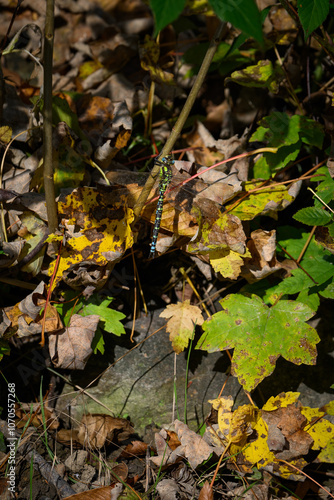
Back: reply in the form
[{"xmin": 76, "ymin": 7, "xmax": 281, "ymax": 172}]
[
  {"xmin": 132, "ymin": 21, "xmax": 225, "ymax": 222},
  {"xmin": 43, "ymin": 0, "xmax": 58, "ymax": 233}
]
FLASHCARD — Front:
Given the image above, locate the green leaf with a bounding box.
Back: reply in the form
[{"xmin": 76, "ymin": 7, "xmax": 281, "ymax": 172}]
[
  {"xmin": 298, "ymin": 0, "xmax": 330, "ymax": 38},
  {"xmin": 226, "ymin": 182, "xmax": 293, "ymax": 220},
  {"xmin": 293, "ymin": 206, "xmax": 333, "ymax": 226},
  {"xmin": 196, "ymin": 294, "xmax": 319, "ymax": 392},
  {"xmin": 91, "ymin": 327, "xmax": 105, "ymax": 355},
  {"xmin": 209, "ymin": 0, "xmax": 264, "ymax": 44},
  {"xmin": 55, "ymin": 291, "xmax": 84, "ymax": 326},
  {"xmin": 52, "ymin": 96, "xmax": 86, "ymax": 140},
  {"xmin": 55, "ymin": 293, "xmax": 126, "ymax": 337},
  {"xmin": 227, "ymin": 60, "xmax": 284, "ymax": 92},
  {"xmin": 150, "ymin": 0, "xmax": 187, "ymax": 36},
  {"xmin": 250, "ymin": 113, "xmax": 324, "ymax": 176},
  {"xmin": 0, "ymin": 340, "xmax": 10, "ymax": 362},
  {"xmin": 297, "ymin": 289, "xmax": 320, "ymax": 312},
  {"xmin": 82, "ymin": 297, "xmax": 126, "ymax": 336},
  {"xmin": 328, "ymin": 222, "xmax": 334, "ymax": 238},
  {"xmin": 253, "ymin": 143, "xmax": 300, "ymax": 178},
  {"xmin": 183, "ymin": 42, "xmax": 252, "ymax": 76},
  {"xmin": 251, "ymin": 112, "xmax": 324, "ymax": 149},
  {"xmin": 297, "ymin": 115, "xmax": 324, "ymax": 148},
  {"xmin": 319, "ymin": 280, "xmax": 334, "ymax": 299},
  {"xmin": 312, "ymin": 166, "xmax": 334, "ymax": 204},
  {"xmin": 264, "ymin": 228, "xmax": 334, "ymax": 302}
]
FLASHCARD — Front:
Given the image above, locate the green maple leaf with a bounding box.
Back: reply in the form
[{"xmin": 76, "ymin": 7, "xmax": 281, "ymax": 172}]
[
  {"xmin": 82, "ymin": 297, "xmax": 126, "ymax": 336},
  {"xmin": 196, "ymin": 294, "xmax": 320, "ymax": 391}
]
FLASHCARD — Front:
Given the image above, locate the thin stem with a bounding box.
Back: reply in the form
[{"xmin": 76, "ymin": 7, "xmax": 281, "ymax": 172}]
[
  {"xmin": 132, "ymin": 21, "xmax": 225, "ymax": 222},
  {"xmin": 43, "ymin": 0, "xmax": 58, "ymax": 234}
]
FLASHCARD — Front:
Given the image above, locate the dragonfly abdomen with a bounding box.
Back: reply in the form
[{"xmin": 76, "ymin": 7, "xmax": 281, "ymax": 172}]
[{"xmin": 149, "ymin": 155, "xmax": 174, "ymax": 258}]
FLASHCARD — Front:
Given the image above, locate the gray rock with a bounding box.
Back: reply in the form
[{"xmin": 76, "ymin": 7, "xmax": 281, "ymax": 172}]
[{"xmin": 57, "ymin": 310, "xmax": 244, "ymax": 438}]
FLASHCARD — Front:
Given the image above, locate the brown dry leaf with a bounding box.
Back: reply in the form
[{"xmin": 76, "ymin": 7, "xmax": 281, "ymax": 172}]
[
  {"xmin": 315, "ymin": 226, "xmax": 334, "ymax": 254},
  {"xmin": 150, "ymin": 430, "xmax": 175, "ymax": 467},
  {"xmin": 160, "ymin": 301, "xmax": 204, "ymax": 354},
  {"xmin": 165, "ymin": 430, "xmax": 181, "ymax": 451},
  {"xmin": 77, "ymin": 95, "xmax": 114, "ymax": 135},
  {"xmin": 198, "ymin": 481, "xmax": 213, "ymax": 500},
  {"xmin": 110, "ymin": 462, "xmax": 128, "ymax": 483},
  {"xmin": 220, "ymin": 393, "xmax": 329, "ymax": 480},
  {"xmin": 156, "ymin": 479, "xmax": 181, "ymax": 500},
  {"xmin": 242, "ymin": 229, "xmax": 282, "ymax": 282},
  {"xmin": 267, "ymin": 5, "xmax": 298, "ymax": 45},
  {"xmin": 227, "ymin": 483, "xmax": 269, "ymax": 500},
  {"xmin": 15, "ymin": 402, "xmax": 59, "ymax": 430},
  {"xmin": 174, "ymin": 419, "xmax": 216, "ymax": 469},
  {"xmin": 139, "ymin": 35, "xmax": 175, "ymax": 85},
  {"xmin": 77, "ymin": 414, "xmax": 134, "ymax": 449},
  {"xmin": 61, "ymin": 484, "xmax": 122, "ymax": 499},
  {"xmin": 56, "ymin": 428, "xmax": 80, "ymax": 447},
  {"xmin": 188, "ymin": 210, "xmax": 247, "ymax": 256},
  {"xmin": 49, "ymin": 314, "xmax": 99, "ymax": 370},
  {"xmin": 262, "ymin": 403, "xmax": 314, "ymax": 460},
  {"xmin": 3, "ymin": 281, "xmax": 62, "ymax": 339},
  {"xmin": 119, "ymin": 440, "xmax": 148, "ymax": 458},
  {"xmin": 0, "ymin": 241, "xmax": 24, "ymax": 268},
  {"xmin": 186, "ymin": 122, "xmax": 247, "ymax": 172},
  {"xmin": 77, "ymin": 97, "xmax": 132, "ymax": 162}
]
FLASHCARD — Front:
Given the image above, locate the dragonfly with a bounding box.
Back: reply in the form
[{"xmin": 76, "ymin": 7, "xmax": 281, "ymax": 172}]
[
  {"xmin": 105, "ymin": 159, "xmax": 242, "ymax": 256},
  {"xmin": 149, "ymin": 155, "xmax": 174, "ymax": 258}
]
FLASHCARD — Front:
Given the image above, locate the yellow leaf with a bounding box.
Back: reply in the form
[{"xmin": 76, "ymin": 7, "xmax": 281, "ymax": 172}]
[
  {"xmin": 318, "ymin": 437, "xmax": 334, "ymax": 463},
  {"xmin": 49, "ymin": 187, "xmax": 134, "ymax": 290},
  {"xmin": 208, "ymin": 396, "xmax": 233, "ymax": 438},
  {"xmin": 0, "ymin": 125, "xmax": 12, "ymax": 144},
  {"xmin": 210, "ymin": 248, "xmax": 251, "ymax": 280},
  {"xmin": 262, "ymin": 391, "xmax": 300, "ymax": 410},
  {"xmin": 242, "ymin": 410, "xmax": 276, "ymax": 468},
  {"xmin": 324, "ymin": 400, "xmax": 334, "ymax": 415},
  {"xmin": 229, "ymin": 404, "xmax": 256, "ymax": 444},
  {"xmin": 160, "ymin": 301, "xmax": 204, "ymax": 354},
  {"xmin": 301, "ymin": 406, "xmax": 334, "ymax": 451}
]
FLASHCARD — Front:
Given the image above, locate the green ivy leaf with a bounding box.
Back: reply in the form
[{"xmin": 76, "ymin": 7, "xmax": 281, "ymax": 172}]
[
  {"xmin": 150, "ymin": 0, "xmax": 186, "ymax": 36},
  {"xmin": 298, "ymin": 0, "xmax": 330, "ymax": 38},
  {"xmin": 210, "ymin": 0, "xmax": 264, "ymax": 44},
  {"xmin": 293, "ymin": 206, "xmax": 333, "ymax": 226},
  {"xmin": 196, "ymin": 294, "xmax": 319, "ymax": 392}
]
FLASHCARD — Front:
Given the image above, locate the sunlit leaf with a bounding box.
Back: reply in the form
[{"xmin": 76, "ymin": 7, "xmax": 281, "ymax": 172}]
[{"xmin": 197, "ymin": 294, "xmax": 319, "ymax": 391}]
